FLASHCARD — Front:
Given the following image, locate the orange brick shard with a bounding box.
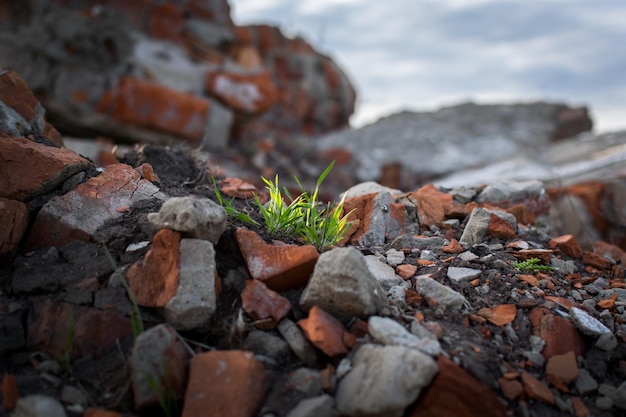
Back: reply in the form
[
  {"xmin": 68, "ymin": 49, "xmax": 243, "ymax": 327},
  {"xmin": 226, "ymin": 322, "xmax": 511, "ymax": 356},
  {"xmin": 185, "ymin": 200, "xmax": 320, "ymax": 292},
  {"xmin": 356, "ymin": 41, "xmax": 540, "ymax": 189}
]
[
  {"xmin": 298, "ymin": 306, "xmax": 349, "ymax": 357},
  {"xmin": 98, "ymin": 76, "xmax": 210, "ymax": 141},
  {"xmin": 549, "ymin": 234, "xmax": 583, "ymax": 259}
]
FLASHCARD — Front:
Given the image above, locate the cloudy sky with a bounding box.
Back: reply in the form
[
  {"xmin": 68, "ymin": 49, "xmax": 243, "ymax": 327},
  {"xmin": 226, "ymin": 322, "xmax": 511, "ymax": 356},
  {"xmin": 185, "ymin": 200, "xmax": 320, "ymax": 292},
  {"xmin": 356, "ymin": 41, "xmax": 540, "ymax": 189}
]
[{"xmin": 230, "ymin": 0, "xmax": 626, "ymax": 133}]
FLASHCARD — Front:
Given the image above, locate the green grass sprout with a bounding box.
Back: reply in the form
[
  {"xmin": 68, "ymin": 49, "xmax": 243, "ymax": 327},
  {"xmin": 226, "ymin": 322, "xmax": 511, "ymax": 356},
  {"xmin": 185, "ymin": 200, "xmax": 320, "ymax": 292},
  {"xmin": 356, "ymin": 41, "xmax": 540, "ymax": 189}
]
[
  {"xmin": 103, "ymin": 246, "xmax": 144, "ymax": 338},
  {"xmin": 212, "ymin": 177, "xmax": 259, "ymax": 226},
  {"xmin": 513, "ymin": 257, "xmax": 557, "ymax": 272},
  {"xmin": 214, "ymin": 161, "xmax": 353, "ymax": 252},
  {"xmin": 294, "ymin": 162, "xmax": 354, "ymax": 251},
  {"xmin": 255, "ymin": 174, "xmax": 304, "ymax": 236}
]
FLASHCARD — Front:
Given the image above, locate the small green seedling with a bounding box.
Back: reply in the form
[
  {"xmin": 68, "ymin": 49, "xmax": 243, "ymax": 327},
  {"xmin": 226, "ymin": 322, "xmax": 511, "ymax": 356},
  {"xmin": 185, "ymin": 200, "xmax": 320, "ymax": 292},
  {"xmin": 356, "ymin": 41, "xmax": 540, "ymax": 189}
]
[
  {"xmin": 212, "ymin": 178, "xmax": 259, "ymax": 227},
  {"xmin": 293, "ymin": 162, "xmax": 353, "ymax": 251},
  {"xmin": 513, "ymin": 257, "xmax": 557, "ymax": 272},
  {"xmin": 146, "ymin": 364, "xmax": 179, "ymax": 417},
  {"xmin": 103, "ymin": 246, "xmax": 144, "ymax": 338},
  {"xmin": 214, "ymin": 161, "xmax": 353, "ymax": 252},
  {"xmin": 255, "ymin": 174, "xmax": 304, "ymax": 237}
]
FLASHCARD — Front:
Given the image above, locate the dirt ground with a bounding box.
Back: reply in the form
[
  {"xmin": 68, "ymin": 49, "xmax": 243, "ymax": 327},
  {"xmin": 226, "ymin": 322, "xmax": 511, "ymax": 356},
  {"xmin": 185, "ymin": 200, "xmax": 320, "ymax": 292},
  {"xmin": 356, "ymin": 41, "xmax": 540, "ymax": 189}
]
[{"xmin": 1, "ymin": 145, "xmax": 624, "ymax": 417}]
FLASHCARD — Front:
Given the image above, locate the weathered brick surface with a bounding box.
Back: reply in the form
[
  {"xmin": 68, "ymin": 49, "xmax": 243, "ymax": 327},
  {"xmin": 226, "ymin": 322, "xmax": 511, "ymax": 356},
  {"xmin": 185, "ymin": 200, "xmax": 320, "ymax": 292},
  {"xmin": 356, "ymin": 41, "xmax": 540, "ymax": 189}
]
[
  {"xmin": 182, "ymin": 350, "xmax": 268, "ymax": 417},
  {"xmin": 0, "ymin": 198, "xmax": 29, "ymax": 262},
  {"xmin": 26, "ymin": 163, "xmax": 162, "ymax": 248},
  {"xmin": 126, "ymin": 229, "xmax": 181, "ymax": 308},
  {"xmin": 27, "ymin": 298, "xmax": 132, "ymax": 360},
  {"xmin": 205, "ymin": 70, "xmax": 278, "ymax": 114},
  {"xmin": 236, "ymin": 228, "xmax": 318, "ymax": 292},
  {"xmin": 98, "ymin": 77, "xmax": 211, "ymax": 141},
  {"xmin": 0, "ymin": 137, "xmax": 92, "ymax": 201}
]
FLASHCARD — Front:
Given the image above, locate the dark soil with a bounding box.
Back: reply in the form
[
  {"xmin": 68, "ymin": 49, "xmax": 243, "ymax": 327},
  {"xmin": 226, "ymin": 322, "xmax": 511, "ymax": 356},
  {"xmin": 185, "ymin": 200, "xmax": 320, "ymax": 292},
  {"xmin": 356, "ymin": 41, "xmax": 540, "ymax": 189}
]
[{"xmin": 1, "ymin": 145, "xmax": 624, "ymax": 417}]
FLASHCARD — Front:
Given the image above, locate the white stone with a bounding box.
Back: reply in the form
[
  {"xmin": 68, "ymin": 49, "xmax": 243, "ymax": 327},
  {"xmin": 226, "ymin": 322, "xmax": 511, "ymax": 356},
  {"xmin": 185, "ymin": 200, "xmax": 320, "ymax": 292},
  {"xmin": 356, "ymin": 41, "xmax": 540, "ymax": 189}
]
[
  {"xmin": 13, "ymin": 395, "xmax": 67, "ymax": 417},
  {"xmin": 368, "ymin": 316, "xmax": 441, "ymax": 356},
  {"xmin": 342, "ymin": 182, "xmax": 402, "ymax": 199},
  {"xmin": 385, "ymin": 248, "xmax": 405, "ymax": 267},
  {"xmin": 447, "ymin": 266, "xmax": 482, "ymax": 283},
  {"xmin": 570, "ymin": 307, "xmax": 612, "ymax": 337},
  {"xmin": 458, "ymin": 251, "xmax": 479, "ymax": 262},
  {"xmin": 277, "ymin": 319, "xmax": 319, "ymax": 366},
  {"xmin": 365, "ymin": 255, "xmax": 404, "ymax": 290},
  {"xmin": 336, "ymin": 344, "xmax": 438, "ymax": 417},
  {"xmin": 148, "ymin": 196, "xmax": 226, "ymax": 244},
  {"xmin": 414, "ymin": 276, "xmax": 467, "ymax": 310},
  {"xmin": 300, "ymin": 247, "xmax": 388, "ymax": 320},
  {"xmin": 164, "ymin": 239, "xmax": 217, "ymax": 330}
]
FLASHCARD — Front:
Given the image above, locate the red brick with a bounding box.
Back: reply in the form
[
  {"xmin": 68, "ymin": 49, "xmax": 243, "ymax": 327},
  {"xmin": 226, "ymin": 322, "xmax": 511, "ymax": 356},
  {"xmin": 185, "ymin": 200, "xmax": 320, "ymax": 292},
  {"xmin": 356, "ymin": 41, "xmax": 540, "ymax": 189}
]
[
  {"xmin": 42, "ymin": 122, "xmax": 64, "ymax": 147},
  {"xmin": 236, "ymin": 228, "xmax": 318, "ymax": 292},
  {"xmin": 442, "ymin": 238, "xmax": 464, "ymax": 254},
  {"xmin": 146, "ymin": 2, "xmax": 185, "ymax": 42},
  {"xmin": 219, "ymin": 177, "xmax": 260, "ymax": 200},
  {"xmin": 0, "ymin": 198, "xmax": 29, "ymax": 262},
  {"xmin": 322, "ymin": 58, "xmax": 341, "ymax": 91},
  {"xmin": 593, "ymin": 240, "xmax": 624, "ymax": 262},
  {"xmin": 241, "ymin": 279, "xmax": 292, "ymax": 329},
  {"xmin": 1, "ymin": 373, "xmax": 18, "ymax": 410},
  {"xmin": 545, "ymin": 350, "xmax": 578, "ymax": 385},
  {"xmin": 98, "ymin": 76, "xmax": 210, "ymax": 141},
  {"xmin": 396, "ymin": 264, "xmax": 418, "ymax": 280},
  {"xmin": 498, "ymin": 377, "xmax": 523, "ymax": 400},
  {"xmin": 205, "ymin": 70, "xmax": 278, "ymax": 114},
  {"xmin": 549, "ymin": 234, "xmax": 583, "ymax": 259},
  {"xmin": 182, "ymin": 350, "xmax": 268, "ymax": 417},
  {"xmin": 511, "ymin": 249, "xmax": 553, "ymax": 264},
  {"xmin": 27, "ymin": 299, "xmax": 132, "ymax": 360},
  {"xmin": 135, "ymin": 162, "xmax": 160, "ymax": 185},
  {"xmin": 298, "ymin": 306, "xmax": 349, "ymax": 358},
  {"xmin": 408, "ymin": 355, "xmax": 507, "ymax": 417},
  {"xmin": 126, "ymin": 229, "xmax": 181, "ymax": 307},
  {"xmin": 476, "ymin": 304, "xmax": 517, "ymax": 326},
  {"xmin": 0, "ymin": 137, "xmax": 92, "ymax": 200},
  {"xmin": 582, "ymin": 250, "xmax": 611, "ymax": 270},
  {"xmin": 571, "ymin": 397, "xmax": 591, "ymax": 417},
  {"xmin": 521, "ymin": 371, "xmax": 555, "ymax": 405},
  {"xmin": 342, "ymin": 192, "xmax": 376, "ymax": 244},
  {"xmin": 413, "ymin": 184, "xmax": 454, "ymax": 228},
  {"xmin": 0, "ymin": 70, "xmax": 40, "ymax": 123},
  {"xmin": 26, "ymin": 163, "xmax": 160, "ymax": 248},
  {"xmin": 504, "ymin": 204, "xmax": 536, "ymax": 225},
  {"xmin": 488, "ymin": 214, "xmax": 517, "ymax": 241},
  {"xmin": 529, "ymin": 308, "xmax": 585, "ymax": 359}
]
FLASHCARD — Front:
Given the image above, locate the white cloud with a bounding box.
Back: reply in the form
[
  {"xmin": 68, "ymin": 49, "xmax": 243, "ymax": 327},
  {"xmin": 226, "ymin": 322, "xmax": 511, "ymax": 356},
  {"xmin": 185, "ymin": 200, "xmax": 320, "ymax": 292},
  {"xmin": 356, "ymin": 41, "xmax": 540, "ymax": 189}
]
[{"xmin": 231, "ymin": 0, "xmax": 626, "ymax": 133}]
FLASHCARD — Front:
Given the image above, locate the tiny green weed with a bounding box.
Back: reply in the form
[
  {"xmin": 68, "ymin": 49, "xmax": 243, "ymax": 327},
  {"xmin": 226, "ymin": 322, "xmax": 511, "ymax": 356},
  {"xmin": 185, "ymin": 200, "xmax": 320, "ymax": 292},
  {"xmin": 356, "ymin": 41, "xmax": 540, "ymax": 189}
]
[
  {"xmin": 255, "ymin": 174, "xmax": 304, "ymax": 236},
  {"xmin": 513, "ymin": 257, "xmax": 557, "ymax": 272},
  {"xmin": 214, "ymin": 161, "xmax": 353, "ymax": 252},
  {"xmin": 212, "ymin": 178, "xmax": 259, "ymax": 226},
  {"xmin": 103, "ymin": 246, "xmax": 144, "ymax": 339},
  {"xmin": 146, "ymin": 364, "xmax": 179, "ymax": 417},
  {"xmin": 294, "ymin": 162, "xmax": 353, "ymax": 251}
]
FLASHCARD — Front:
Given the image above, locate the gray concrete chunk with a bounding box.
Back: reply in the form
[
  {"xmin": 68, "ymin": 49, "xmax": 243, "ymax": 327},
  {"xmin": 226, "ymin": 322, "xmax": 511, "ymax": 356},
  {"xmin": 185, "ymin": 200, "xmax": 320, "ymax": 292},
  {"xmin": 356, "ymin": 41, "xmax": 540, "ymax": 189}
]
[
  {"xmin": 414, "ymin": 276, "xmax": 467, "ymax": 310},
  {"xmin": 336, "ymin": 344, "xmax": 438, "ymax": 417},
  {"xmin": 148, "ymin": 196, "xmax": 226, "ymax": 244},
  {"xmin": 300, "ymin": 247, "xmax": 388, "ymax": 321},
  {"xmin": 163, "ymin": 239, "xmax": 217, "ymax": 330}
]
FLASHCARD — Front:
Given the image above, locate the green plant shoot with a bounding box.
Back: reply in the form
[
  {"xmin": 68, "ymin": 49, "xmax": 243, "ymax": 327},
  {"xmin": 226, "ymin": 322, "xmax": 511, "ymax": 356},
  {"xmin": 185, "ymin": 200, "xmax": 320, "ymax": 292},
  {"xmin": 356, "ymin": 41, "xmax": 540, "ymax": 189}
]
[{"xmin": 513, "ymin": 257, "xmax": 557, "ymax": 272}]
